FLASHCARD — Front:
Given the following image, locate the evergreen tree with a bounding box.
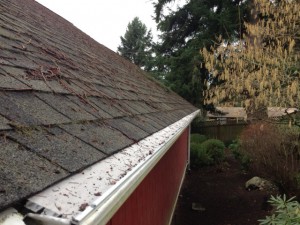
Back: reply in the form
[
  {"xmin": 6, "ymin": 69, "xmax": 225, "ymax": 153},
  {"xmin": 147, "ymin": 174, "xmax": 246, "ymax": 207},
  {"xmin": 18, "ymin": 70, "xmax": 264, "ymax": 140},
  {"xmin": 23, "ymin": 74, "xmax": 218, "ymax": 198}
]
[
  {"xmin": 118, "ymin": 17, "xmax": 153, "ymax": 71},
  {"xmin": 154, "ymin": 0, "xmax": 250, "ymax": 107}
]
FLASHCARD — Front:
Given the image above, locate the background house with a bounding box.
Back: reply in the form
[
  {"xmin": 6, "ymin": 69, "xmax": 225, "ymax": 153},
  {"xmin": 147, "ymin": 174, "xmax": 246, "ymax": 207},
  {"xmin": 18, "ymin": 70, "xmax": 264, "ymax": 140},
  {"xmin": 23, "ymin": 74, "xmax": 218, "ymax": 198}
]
[
  {"xmin": 202, "ymin": 106, "xmax": 299, "ymax": 142},
  {"xmin": 206, "ymin": 107, "xmax": 247, "ymax": 124},
  {"xmin": 206, "ymin": 106, "xmax": 299, "ymax": 122},
  {"xmin": 0, "ymin": 1, "xmax": 198, "ymax": 225}
]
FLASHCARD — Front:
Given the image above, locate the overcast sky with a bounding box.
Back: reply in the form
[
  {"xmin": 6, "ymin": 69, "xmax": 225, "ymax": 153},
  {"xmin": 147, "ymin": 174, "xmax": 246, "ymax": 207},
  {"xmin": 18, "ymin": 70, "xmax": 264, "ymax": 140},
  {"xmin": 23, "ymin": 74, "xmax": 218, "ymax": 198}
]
[{"xmin": 35, "ymin": 0, "xmax": 160, "ymax": 52}]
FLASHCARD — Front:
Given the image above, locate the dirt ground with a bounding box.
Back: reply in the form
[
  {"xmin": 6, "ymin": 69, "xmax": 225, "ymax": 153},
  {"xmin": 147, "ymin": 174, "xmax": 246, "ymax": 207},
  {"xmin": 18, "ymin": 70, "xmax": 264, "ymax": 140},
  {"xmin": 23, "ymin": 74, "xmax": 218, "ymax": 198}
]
[{"xmin": 171, "ymin": 150, "xmax": 275, "ymax": 225}]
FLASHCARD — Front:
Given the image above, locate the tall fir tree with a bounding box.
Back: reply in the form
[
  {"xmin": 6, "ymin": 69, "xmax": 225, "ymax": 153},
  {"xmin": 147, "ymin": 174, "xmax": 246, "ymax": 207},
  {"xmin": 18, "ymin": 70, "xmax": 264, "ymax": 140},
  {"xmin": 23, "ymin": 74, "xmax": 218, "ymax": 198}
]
[
  {"xmin": 118, "ymin": 17, "xmax": 153, "ymax": 71},
  {"xmin": 153, "ymin": 0, "xmax": 250, "ymax": 107}
]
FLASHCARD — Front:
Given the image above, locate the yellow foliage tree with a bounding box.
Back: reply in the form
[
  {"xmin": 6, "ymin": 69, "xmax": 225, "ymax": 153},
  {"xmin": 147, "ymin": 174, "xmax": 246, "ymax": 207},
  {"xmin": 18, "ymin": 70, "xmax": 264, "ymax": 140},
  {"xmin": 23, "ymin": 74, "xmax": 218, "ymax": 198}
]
[{"xmin": 202, "ymin": 0, "xmax": 300, "ymax": 118}]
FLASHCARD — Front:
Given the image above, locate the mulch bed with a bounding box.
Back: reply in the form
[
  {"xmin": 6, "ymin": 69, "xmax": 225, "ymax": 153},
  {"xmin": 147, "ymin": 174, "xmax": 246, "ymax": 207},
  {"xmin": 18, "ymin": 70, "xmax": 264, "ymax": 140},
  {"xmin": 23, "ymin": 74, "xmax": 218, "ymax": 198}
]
[{"xmin": 171, "ymin": 151, "xmax": 275, "ymax": 225}]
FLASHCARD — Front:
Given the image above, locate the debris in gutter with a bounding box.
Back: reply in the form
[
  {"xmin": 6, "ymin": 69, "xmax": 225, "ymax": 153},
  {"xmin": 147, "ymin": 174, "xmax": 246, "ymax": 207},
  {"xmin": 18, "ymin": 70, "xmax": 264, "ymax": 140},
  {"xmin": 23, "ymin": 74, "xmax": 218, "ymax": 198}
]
[
  {"xmin": 94, "ymin": 192, "xmax": 101, "ymax": 196},
  {"xmin": 79, "ymin": 203, "xmax": 89, "ymax": 212},
  {"xmin": 26, "ymin": 111, "xmax": 199, "ymax": 219}
]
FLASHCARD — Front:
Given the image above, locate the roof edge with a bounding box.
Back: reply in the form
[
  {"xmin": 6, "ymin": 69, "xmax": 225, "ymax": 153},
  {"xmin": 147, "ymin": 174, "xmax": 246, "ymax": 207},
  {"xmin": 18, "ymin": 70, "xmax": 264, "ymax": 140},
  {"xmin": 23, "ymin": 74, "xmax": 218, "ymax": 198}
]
[
  {"xmin": 24, "ymin": 110, "xmax": 199, "ymax": 225},
  {"xmin": 73, "ymin": 110, "xmax": 200, "ymax": 225}
]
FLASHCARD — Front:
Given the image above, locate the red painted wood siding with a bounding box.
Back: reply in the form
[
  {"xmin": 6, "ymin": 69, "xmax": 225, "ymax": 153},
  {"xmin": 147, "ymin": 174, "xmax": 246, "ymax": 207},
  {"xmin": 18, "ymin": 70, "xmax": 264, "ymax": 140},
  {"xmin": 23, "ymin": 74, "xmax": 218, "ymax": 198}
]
[{"xmin": 107, "ymin": 128, "xmax": 189, "ymax": 225}]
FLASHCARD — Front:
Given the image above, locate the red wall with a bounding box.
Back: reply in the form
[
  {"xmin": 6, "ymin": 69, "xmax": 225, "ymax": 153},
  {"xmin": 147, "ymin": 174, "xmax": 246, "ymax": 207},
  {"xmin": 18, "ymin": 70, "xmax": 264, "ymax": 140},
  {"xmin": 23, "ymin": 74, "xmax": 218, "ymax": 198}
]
[{"xmin": 107, "ymin": 128, "xmax": 189, "ymax": 225}]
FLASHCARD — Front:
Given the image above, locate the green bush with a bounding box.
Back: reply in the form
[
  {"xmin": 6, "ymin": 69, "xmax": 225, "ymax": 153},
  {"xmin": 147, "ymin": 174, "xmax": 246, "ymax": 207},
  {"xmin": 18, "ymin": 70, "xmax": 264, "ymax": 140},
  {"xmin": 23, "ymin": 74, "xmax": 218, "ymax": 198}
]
[
  {"xmin": 296, "ymin": 174, "xmax": 300, "ymax": 188},
  {"xmin": 190, "ymin": 133, "xmax": 207, "ymax": 144},
  {"xmin": 200, "ymin": 139, "xmax": 225, "ymax": 165},
  {"xmin": 259, "ymin": 195, "xmax": 300, "ymax": 225},
  {"xmin": 229, "ymin": 139, "xmax": 242, "ymax": 159},
  {"xmin": 228, "ymin": 139, "xmax": 251, "ymax": 170},
  {"xmin": 190, "ymin": 142, "xmax": 202, "ymax": 166},
  {"xmin": 190, "ymin": 143, "xmax": 210, "ymax": 167},
  {"xmin": 190, "ymin": 138, "xmax": 225, "ymax": 167}
]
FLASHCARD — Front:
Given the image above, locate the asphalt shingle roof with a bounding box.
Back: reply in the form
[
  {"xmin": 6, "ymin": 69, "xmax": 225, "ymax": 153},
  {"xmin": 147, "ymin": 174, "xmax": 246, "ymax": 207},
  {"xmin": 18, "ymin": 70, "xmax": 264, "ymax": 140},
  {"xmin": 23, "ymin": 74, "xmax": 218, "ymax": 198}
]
[{"xmin": 0, "ymin": 0, "xmax": 197, "ymax": 211}]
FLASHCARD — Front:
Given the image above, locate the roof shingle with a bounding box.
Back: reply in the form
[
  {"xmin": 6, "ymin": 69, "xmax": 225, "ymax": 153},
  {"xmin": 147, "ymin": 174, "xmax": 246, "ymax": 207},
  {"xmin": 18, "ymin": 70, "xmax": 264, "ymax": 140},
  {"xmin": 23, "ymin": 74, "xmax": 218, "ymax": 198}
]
[
  {"xmin": 0, "ymin": 0, "xmax": 197, "ymax": 211},
  {"xmin": 0, "ymin": 139, "xmax": 69, "ymax": 208}
]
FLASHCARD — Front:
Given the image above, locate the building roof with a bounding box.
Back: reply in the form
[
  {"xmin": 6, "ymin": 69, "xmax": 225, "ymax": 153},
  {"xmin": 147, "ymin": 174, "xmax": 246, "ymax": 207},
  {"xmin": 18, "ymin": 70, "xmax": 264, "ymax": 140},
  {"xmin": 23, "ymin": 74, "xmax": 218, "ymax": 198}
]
[
  {"xmin": 267, "ymin": 107, "xmax": 299, "ymax": 118},
  {"xmin": 207, "ymin": 107, "xmax": 247, "ymax": 119},
  {"xmin": 206, "ymin": 107, "xmax": 299, "ymax": 120},
  {"xmin": 0, "ymin": 0, "xmax": 197, "ymax": 214}
]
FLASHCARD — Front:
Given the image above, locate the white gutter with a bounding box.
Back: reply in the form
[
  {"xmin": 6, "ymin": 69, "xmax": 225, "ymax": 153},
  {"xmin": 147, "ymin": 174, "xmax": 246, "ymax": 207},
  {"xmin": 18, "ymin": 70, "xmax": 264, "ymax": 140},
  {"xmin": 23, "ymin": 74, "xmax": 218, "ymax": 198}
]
[
  {"xmin": 27, "ymin": 110, "xmax": 199, "ymax": 225},
  {"xmin": 0, "ymin": 208, "xmax": 25, "ymax": 225},
  {"xmin": 26, "ymin": 214, "xmax": 70, "ymax": 225},
  {"xmin": 73, "ymin": 110, "xmax": 199, "ymax": 225},
  {"xmin": 187, "ymin": 125, "xmax": 191, "ymax": 169}
]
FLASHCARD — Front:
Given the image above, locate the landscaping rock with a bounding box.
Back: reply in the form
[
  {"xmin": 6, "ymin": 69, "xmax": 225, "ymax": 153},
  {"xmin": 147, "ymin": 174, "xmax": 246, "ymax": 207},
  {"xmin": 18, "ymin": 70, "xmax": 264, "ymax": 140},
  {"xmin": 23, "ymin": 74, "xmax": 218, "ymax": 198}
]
[{"xmin": 245, "ymin": 177, "xmax": 272, "ymax": 191}]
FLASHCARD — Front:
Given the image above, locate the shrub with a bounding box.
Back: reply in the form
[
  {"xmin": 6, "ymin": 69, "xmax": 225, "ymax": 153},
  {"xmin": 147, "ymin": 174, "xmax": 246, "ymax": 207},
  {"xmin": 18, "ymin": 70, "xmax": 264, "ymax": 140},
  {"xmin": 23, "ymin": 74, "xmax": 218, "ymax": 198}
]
[
  {"xmin": 190, "ymin": 139, "xmax": 225, "ymax": 167},
  {"xmin": 190, "ymin": 142, "xmax": 202, "ymax": 166},
  {"xmin": 190, "ymin": 133, "xmax": 207, "ymax": 144},
  {"xmin": 258, "ymin": 195, "xmax": 300, "ymax": 225},
  {"xmin": 228, "ymin": 139, "xmax": 241, "ymax": 158},
  {"xmin": 240, "ymin": 123, "xmax": 300, "ymax": 195},
  {"xmin": 190, "ymin": 143, "xmax": 211, "ymax": 167},
  {"xmin": 228, "ymin": 139, "xmax": 251, "ymax": 170},
  {"xmin": 197, "ymin": 147, "xmax": 215, "ymax": 166},
  {"xmin": 200, "ymin": 139, "xmax": 225, "ymax": 165}
]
